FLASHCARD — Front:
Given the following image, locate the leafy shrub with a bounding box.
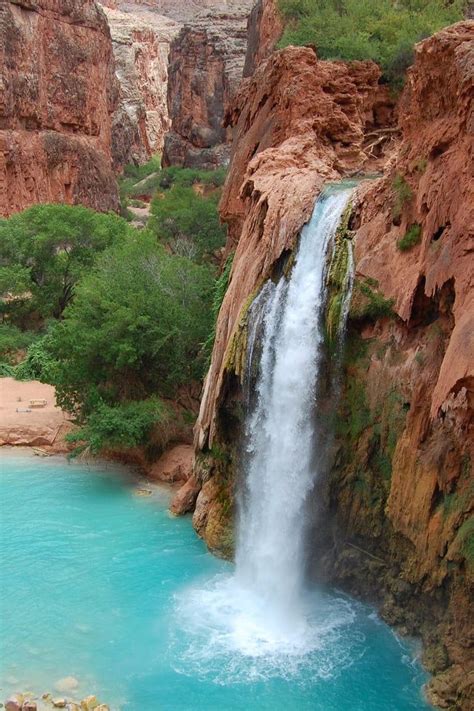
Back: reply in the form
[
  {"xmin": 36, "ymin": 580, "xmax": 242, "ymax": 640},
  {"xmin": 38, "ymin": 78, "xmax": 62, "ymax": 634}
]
[
  {"xmin": 14, "ymin": 333, "xmax": 58, "ymax": 382},
  {"xmin": 278, "ymin": 0, "xmax": 464, "ymax": 86},
  {"xmin": 350, "ymin": 278, "xmax": 395, "ymax": 321},
  {"xmin": 457, "ymin": 518, "xmax": 474, "ymax": 566},
  {"xmin": 150, "ymin": 186, "xmax": 226, "ymax": 262},
  {"xmin": 203, "ymin": 253, "xmax": 234, "ymax": 359},
  {"xmin": 0, "ymin": 362, "xmax": 16, "ymax": 377},
  {"xmin": 46, "ymin": 231, "xmax": 214, "ymax": 417},
  {"xmin": 119, "ymin": 162, "xmax": 226, "ymax": 200},
  {"xmin": 397, "ymin": 223, "xmax": 422, "ymax": 251},
  {"xmin": 123, "ymin": 154, "xmax": 161, "ymax": 181},
  {"xmin": 157, "ymin": 166, "xmax": 227, "ymax": 191},
  {"xmin": 66, "ymin": 398, "xmax": 167, "ymax": 454}
]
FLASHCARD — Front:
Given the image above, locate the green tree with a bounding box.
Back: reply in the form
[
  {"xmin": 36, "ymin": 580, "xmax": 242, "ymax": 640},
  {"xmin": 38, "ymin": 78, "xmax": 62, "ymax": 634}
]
[
  {"xmin": 0, "ymin": 204, "xmax": 129, "ymax": 324},
  {"xmin": 45, "ymin": 231, "xmax": 214, "ymax": 418},
  {"xmin": 149, "ymin": 186, "xmax": 226, "ymax": 262}
]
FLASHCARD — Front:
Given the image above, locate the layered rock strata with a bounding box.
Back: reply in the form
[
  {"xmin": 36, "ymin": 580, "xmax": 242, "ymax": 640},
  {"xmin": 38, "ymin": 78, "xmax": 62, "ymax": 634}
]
[
  {"xmin": 325, "ymin": 22, "xmax": 473, "ymax": 709},
  {"xmin": 162, "ymin": 2, "xmax": 255, "ymax": 169},
  {"xmin": 0, "ymin": 0, "xmax": 119, "ymax": 216},
  {"xmin": 100, "ymin": 3, "xmax": 179, "ymax": 167}
]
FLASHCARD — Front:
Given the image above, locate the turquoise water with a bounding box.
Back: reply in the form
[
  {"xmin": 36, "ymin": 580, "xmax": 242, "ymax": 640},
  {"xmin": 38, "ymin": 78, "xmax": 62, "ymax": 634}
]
[{"xmin": 0, "ymin": 454, "xmax": 430, "ymax": 710}]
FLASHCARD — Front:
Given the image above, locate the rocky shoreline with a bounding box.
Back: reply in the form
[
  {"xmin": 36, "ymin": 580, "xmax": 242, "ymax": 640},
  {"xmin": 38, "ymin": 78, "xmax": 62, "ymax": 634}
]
[{"xmin": 3, "ymin": 690, "xmax": 110, "ymax": 711}]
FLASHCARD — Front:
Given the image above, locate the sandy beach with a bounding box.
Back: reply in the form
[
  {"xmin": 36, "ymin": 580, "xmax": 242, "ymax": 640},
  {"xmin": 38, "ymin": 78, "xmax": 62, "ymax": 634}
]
[{"xmin": 0, "ymin": 377, "xmax": 73, "ymax": 450}]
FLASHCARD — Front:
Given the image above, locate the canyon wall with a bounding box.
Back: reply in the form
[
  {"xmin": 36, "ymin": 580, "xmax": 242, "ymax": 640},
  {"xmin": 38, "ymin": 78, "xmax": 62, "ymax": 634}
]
[
  {"xmin": 100, "ymin": 3, "xmax": 179, "ymax": 167},
  {"xmin": 324, "ymin": 22, "xmax": 473, "ymax": 709},
  {"xmin": 0, "ymin": 0, "xmax": 119, "ymax": 216},
  {"xmin": 162, "ymin": 2, "xmax": 255, "ymax": 169},
  {"xmin": 180, "ymin": 11, "xmax": 473, "ymax": 707}
]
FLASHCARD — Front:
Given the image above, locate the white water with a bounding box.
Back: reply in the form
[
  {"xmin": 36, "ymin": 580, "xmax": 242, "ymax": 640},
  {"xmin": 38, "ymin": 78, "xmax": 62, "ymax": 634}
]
[
  {"xmin": 235, "ymin": 188, "xmax": 353, "ymax": 640},
  {"xmin": 176, "ymin": 188, "xmax": 357, "ymax": 676}
]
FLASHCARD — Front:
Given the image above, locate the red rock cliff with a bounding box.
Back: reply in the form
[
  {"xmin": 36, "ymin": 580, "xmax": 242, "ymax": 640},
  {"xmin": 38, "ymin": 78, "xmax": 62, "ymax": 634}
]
[
  {"xmin": 0, "ymin": 0, "xmax": 119, "ymax": 216},
  {"xmin": 243, "ymin": 0, "xmax": 283, "ymax": 78},
  {"xmin": 184, "ymin": 19, "xmax": 472, "ymax": 709},
  {"xmin": 162, "ymin": 3, "xmax": 255, "ymax": 169},
  {"xmin": 326, "ymin": 23, "xmax": 473, "ymax": 708},
  {"xmin": 100, "ymin": 2, "xmax": 179, "ymax": 167},
  {"xmin": 195, "ymin": 46, "xmax": 393, "ymax": 451}
]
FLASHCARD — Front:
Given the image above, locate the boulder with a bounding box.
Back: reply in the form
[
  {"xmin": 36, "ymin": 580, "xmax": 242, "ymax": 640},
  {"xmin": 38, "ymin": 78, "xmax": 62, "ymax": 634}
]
[
  {"xmin": 169, "ymin": 476, "xmax": 200, "ymax": 515},
  {"xmin": 5, "ymin": 697, "xmax": 23, "ymax": 711},
  {"xmin": 149, "ymin": 444, "xmax": 193, "ymax": 483}
]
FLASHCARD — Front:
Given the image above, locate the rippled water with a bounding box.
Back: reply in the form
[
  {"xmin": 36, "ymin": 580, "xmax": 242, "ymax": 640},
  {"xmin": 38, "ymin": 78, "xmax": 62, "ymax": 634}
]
[{"xmin": 0, "ymin": 454, "xmax": 430, "ymax": 710}]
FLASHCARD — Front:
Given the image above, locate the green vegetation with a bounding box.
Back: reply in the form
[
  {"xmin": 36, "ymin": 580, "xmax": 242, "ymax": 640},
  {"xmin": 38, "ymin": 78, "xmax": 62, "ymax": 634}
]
[
  {"xmin": 0, "ymin": 204, "xmax": 128, "ymax": 324},
  {"xmin": 278, "ymin": 0, "xmax": 465, "ymax": 85},
  {"xmin": 397, "ymin": 223, "xmax": 422, "ymax": 251},
  {"xmin": 0, "ymin": 324, "xmax": 36, "ymax": 364},
  {"xmin": 150, "ymin": 187, "xmax": 226, "ymax": 263},
  {"xmin": 119, "ymin": 158, "xmax": 226, "ymax": 201},
  {"xmin": 456, "ymin": 518, "xmax": 474, "ymax": 567},
  {"xmin": 45, "ymin": 232, "xmax": 213, "ymax": 418},
  {"xmin": 392, "ymin": 174, "xmax": 413, "ymax": 221},
  {"xmin": 325, "ymin": 203, "xmax": 353, "ymax": 341},
  {"xmin": 350, "ymin": 278, "xmax": 395, "ymax": 321},
  {"xmin": 203, "ymin": 252, "xmax": 234, "ymax": 360},
  {"xmin": 66, "ymin": 398, "xmax": 168, "ymax": 455},
  {"xmin": 1, "ymin": 166, "xmax": 229, "ymax": 454}
]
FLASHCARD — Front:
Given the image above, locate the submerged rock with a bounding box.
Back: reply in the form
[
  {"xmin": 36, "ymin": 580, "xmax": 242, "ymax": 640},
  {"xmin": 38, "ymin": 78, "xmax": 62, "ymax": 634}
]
[
  {"xmin": 21, "ymin": 702, "xmax": 37, "ymax": 711},
  {"xmin": 5, "ymin": 697, "xmax": 23, "ymax": 711},
  {"xmin": 54, "ymin": 679, "xmax": 79, "ymax": 693}
]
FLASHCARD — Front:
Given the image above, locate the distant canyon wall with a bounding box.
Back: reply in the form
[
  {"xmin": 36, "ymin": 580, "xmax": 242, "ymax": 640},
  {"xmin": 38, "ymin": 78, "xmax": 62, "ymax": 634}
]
[
  {"xmin": 100, "ymin": 3, "xmax": 179, "ymax": 168},
  {"xmin": 162, "ymin": 2, "xmax": 255, "ymax": 169},
  {"xmin": 102, "ymin": 0, "xmax": 255, "ymax": 170},
  {"xmin": 0, "ymin": 0, "xmax": 256, "ymax": 218},
  {"xmin": 0, "ymin": 0, "xmax": 120, "ymax": 216}
]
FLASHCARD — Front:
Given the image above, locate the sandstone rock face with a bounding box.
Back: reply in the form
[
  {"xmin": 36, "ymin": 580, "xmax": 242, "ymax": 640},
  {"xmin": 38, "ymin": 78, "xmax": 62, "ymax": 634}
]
[
  {"xmin": 354, "ymin": 21, "xmax": 474, "ymax": 419},
  {"xmin": 162, "ymin": 2, "xmax": 255, "ymax": 169},
  {"xmin": 243, "ymin": 0, "xmax": 283, "ymax": 78},
  {"xmin": 169, "ymin": 476, "xmax": 201, "ymax": 515},
  {"xmin": 149, "ymin": 443, "xmax": 193, "ymax": 482},
  {"xmin": 100, "ymin": 3, "xmax": 179, "ymax": 167},
  {"xmin": 0, "ymin": 0, "xmax": 119, "ymax": 216},
  {"xmin": 196, "ymin": 46, "xmax": 394, "ymax": 451},
  {"xmin": 329, "ymin": 25, "xmax": 473, "ymax": 707}
]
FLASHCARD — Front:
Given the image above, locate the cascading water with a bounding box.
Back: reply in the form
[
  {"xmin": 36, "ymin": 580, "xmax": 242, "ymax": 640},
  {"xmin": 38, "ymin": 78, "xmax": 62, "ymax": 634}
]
[
  {"xmin": 174, "ymin": 187, "xmax": 364, "ymax": 676},
  {"xmin": 236, "ymin": 187, "xmax": 353, "ymax": 635}
]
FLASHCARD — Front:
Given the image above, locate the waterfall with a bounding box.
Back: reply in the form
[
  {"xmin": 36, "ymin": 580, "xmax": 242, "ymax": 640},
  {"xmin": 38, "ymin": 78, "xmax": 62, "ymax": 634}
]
[
  {"xmin": 236, "ymin": 187, "xmax": 353, "ymax": 633},
  {"xmin": 176, "ymin": 187, "xmax": 357, "ymax": 673}
]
